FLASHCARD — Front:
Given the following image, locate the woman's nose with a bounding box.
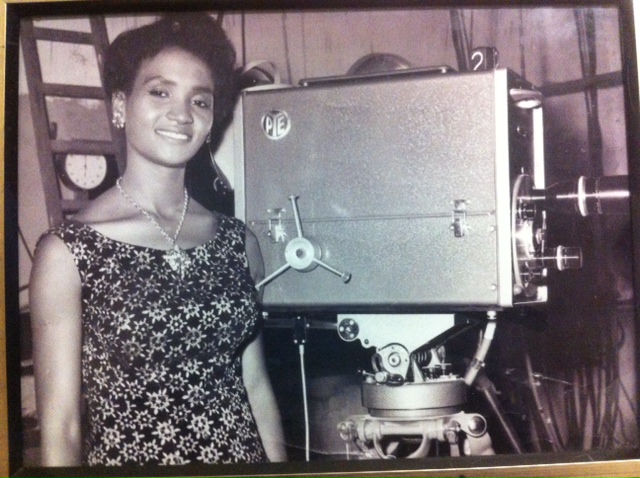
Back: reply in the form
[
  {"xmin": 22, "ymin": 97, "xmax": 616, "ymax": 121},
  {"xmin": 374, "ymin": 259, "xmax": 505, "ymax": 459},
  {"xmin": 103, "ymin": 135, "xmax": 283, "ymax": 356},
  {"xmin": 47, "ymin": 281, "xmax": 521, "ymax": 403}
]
[{"xmin": 166, "ymin": 101, "xmax": 194, "ymax": 124}]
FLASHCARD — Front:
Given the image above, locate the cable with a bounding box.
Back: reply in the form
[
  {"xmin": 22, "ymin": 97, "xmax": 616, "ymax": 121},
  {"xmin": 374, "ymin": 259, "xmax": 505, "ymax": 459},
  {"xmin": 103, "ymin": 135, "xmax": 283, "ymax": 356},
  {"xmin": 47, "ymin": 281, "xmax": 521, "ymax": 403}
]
[
  {"xmin": 464, "ymin": 311, "xmax": 497, "ymax": 386},
  {"xmin": 525, "ymin": 351, "xmax": 562, "ymax": 452},
  {"xmin": 241, "ymin": 12, "xmax": 246, "ymax": 67},
  {"xmin": 519, "ymin": 8, "xmax": 527, "ymax": 78},
  {"xmin": 544, "ymin": 379, "xmax": 567, "ymax": 450},
  {"xmin": 449, "ymin": 9, "xmax": 471, "ymax": 71},
  {"xmin": 574, "ymin": 8, "xmax": 603, "ymax": 175},
  {"xmin": 298, "ymin": 343, "xmax": 310, "ymax": 462},
  {"xmin": 281, "ymin": 12, "xmax": 293, "ymax": 84}
]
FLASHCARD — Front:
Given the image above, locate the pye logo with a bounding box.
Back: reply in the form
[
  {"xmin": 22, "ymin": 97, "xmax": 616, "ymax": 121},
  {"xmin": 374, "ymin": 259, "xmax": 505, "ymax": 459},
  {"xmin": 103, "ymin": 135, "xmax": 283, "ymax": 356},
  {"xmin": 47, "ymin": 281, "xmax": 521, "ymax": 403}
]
[{"xmin": 262, "ymin": 110, "xmax": 291, "ymax": 140}]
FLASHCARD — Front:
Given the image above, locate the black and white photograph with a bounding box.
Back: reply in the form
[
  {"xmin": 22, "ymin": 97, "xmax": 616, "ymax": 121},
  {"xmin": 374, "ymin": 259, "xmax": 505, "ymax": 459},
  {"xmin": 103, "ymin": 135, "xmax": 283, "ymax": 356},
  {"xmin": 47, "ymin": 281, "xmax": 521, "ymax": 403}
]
[{"xmin": 4, "ymin": 0, "xmax": 640, "ymax": 476}]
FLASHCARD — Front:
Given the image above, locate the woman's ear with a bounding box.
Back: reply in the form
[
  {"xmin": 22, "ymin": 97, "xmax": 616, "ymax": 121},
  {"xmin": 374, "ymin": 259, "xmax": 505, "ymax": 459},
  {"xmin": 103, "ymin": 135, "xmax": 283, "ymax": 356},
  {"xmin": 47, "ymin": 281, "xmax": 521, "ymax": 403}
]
[{"xmin": 111, "ymin": 91, "xmax": 126, "ymax": 129}]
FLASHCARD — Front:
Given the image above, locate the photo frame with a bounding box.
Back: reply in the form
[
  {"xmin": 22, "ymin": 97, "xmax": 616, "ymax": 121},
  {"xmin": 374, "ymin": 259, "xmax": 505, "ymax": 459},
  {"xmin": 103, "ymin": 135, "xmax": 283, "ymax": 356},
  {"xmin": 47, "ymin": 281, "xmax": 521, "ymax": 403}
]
[{"xmin": 2, "ymin": 0, "xmax": 640, "ymax": 476}]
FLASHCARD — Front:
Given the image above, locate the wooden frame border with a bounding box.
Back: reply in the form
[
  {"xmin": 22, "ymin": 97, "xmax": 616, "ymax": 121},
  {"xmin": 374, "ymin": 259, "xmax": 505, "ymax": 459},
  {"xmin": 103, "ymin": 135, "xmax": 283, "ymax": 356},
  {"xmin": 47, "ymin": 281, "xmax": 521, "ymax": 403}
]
[{"xmin": 2, "ymin": 0, "xmax": 640, "ymax": 476}]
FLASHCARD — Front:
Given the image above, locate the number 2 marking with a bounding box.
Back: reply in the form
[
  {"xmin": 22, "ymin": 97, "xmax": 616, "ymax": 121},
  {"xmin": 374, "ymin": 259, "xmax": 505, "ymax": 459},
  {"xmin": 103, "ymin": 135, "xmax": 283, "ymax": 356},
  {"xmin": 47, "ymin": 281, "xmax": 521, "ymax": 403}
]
[{"xmin": 471, "ymin": 51, "xmax": 484, "ymax": 71}]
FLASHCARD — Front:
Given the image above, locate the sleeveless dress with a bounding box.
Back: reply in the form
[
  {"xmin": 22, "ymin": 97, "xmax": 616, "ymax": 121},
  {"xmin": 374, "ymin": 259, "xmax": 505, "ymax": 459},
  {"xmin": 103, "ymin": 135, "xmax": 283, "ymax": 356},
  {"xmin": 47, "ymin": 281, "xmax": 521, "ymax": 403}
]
[{"xmin": 45, "ymin": 215, "xmax": 268, "ymax": 466}]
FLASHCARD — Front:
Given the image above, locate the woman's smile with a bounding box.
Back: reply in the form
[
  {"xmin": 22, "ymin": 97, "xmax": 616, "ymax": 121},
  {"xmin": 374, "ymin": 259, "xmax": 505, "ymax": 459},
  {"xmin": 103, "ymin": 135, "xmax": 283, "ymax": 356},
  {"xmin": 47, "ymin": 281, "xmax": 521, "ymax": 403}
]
[{"xmin": 155, "ymin": 128, "xmax": 193, "ymax": 142}]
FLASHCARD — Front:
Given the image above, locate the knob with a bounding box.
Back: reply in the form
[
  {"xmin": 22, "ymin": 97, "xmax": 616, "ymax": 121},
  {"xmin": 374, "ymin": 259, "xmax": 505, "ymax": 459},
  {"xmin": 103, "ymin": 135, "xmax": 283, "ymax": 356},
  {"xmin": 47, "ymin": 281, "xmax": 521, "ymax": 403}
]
[
  {"xmin": 374, "ymin": 371, "xmax": 389, "ymax": 384},
  {"xmin": 466, "ymin": 415, "xmax": 487, "ymax": 437},
  {"xmin": 338, "ymin": 318, "xmax": 359, "ymax": 342},
  {"xmin": 539, "ymin": 246, "xmax": 583, "ymax": 271}
]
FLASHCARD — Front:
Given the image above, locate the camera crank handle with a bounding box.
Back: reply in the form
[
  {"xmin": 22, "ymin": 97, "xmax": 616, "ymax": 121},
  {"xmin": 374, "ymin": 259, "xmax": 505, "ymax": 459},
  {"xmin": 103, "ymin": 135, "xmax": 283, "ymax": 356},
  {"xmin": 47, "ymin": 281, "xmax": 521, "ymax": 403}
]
[
  {"xmin": 312, "ymin": 258, "xmax": 352, "ymax": 283},
  {"xmin": 255, "ymin": 262, "xmax": 291, "ymax": 290},
  {"xmin": 289, "ymin": 195, "xmax": 304, "ymax": 238}
]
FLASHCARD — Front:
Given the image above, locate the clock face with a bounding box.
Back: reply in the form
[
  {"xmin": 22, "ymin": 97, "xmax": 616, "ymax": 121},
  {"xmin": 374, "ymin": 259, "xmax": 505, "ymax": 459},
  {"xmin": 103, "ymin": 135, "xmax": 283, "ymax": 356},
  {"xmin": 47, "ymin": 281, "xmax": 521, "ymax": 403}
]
[{"xmin": 62, "ymin": 154, "xmax": 108, "ymax": 190}]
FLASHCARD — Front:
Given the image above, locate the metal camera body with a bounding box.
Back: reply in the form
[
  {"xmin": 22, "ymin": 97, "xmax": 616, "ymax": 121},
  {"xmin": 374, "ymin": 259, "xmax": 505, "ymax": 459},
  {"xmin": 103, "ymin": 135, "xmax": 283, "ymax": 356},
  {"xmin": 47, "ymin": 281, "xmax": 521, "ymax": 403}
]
[
  {"xmin": 236, "ymin": 68, "xmax": 567, "ymax": 310},
  {"xmin": 233, "ymin": 68, "xmax": 621, "ymax": 458}
]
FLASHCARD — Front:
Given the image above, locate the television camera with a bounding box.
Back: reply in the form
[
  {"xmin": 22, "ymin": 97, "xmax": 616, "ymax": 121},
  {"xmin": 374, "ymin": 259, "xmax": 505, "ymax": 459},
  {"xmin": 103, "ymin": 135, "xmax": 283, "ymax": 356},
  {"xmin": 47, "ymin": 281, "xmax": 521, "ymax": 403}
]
[{"xmin": 235, "ymin": 66, "xmax": 629, "ymax": 458}]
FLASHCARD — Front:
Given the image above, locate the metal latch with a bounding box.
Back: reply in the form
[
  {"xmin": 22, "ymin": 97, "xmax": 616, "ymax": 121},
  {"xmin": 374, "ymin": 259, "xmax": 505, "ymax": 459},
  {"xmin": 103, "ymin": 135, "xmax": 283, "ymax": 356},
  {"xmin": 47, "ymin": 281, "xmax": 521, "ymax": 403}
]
[
  {"xmin": 450, "ymin": 200, "xmax": 468, "ymax": 237},
  {"xmin": 266, "ymin": 207, "xmax": 287, "ymax": 243}
]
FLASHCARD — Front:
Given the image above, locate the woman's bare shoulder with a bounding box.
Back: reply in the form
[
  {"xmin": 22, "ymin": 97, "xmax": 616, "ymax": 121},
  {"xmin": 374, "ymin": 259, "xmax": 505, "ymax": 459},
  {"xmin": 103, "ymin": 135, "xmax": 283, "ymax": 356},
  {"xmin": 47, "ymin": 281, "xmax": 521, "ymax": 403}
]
[
  {"xmin": 34, "ymin": 232, "xmax": 73, "ymax": 262},
  {"xmin": 31, "ymin": 231, "xmax": 81, "ymax": 304}
]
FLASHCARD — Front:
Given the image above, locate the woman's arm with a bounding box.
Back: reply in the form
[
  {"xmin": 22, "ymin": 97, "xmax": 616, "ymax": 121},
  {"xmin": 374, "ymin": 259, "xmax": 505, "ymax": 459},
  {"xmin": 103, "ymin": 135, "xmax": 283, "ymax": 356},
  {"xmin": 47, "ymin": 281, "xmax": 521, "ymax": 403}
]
[
  {"xmin": 245, "ymin": 225, "xmax": 265, "ymax": 298},
  {"xmin": 242, "ymin": 333, "xmax": 287, "ymax": 461},
  {"xmin": 243, "ymin": 227, "xmax": 287, "ymax": 461},
  {"xmin": 29, "ymin": 234, "xmax": 83, "ymax": 466}
]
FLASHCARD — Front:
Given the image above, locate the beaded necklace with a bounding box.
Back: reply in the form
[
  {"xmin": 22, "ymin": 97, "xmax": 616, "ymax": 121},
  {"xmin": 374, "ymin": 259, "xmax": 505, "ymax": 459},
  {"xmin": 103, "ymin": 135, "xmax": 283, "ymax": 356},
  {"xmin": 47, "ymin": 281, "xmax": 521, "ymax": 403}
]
[{"xmin": 116, "ymin": 177, "xmax": 191, "ymax": 278}]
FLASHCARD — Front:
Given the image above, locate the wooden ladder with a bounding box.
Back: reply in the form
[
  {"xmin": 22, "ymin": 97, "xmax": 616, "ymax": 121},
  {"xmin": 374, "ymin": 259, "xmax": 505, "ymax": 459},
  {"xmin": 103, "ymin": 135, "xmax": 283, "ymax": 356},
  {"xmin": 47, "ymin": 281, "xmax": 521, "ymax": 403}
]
[{"xmin": 20, "ymin": 16, "xmax": 124, "ymax": 226}]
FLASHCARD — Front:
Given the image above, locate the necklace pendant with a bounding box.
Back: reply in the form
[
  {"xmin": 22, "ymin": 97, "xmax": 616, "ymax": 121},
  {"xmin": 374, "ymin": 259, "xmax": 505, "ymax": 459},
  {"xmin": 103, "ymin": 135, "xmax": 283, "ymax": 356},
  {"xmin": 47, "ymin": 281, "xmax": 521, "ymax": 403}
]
[{"xmin": 164, "ymin": 245, "xmax": 192, "ymax": 279}]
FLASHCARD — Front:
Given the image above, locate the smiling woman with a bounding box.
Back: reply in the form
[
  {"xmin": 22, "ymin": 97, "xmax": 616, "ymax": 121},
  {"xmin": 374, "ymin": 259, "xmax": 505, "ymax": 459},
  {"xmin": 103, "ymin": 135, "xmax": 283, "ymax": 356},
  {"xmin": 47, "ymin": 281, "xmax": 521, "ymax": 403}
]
[
  {"xmin": 111, "ymin": 46, "xmax": 215, "ymax": 171},
  {"xmin": 27, "ymin": 12, "xmax": 286, "ymax": 467}
]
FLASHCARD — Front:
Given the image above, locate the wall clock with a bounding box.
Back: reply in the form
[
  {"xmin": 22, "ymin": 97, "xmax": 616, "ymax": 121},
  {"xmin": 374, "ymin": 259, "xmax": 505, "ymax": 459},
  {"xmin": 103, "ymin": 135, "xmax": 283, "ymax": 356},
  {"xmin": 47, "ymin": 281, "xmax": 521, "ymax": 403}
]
[{"xmin": 58, "ymin": 154, "xmax": 109, "ymax": 191}]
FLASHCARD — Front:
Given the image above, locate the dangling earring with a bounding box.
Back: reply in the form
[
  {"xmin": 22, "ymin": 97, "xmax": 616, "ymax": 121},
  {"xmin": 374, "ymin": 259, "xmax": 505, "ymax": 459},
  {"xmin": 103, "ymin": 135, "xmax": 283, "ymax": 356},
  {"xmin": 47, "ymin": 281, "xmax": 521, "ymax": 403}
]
[
  {"xmin": 112, "ymin": 92, "xmax": 126, "ymax": 129},
  {"xmin": 112, "ymin": 111, "xmax": 125, "ymax": 129}
]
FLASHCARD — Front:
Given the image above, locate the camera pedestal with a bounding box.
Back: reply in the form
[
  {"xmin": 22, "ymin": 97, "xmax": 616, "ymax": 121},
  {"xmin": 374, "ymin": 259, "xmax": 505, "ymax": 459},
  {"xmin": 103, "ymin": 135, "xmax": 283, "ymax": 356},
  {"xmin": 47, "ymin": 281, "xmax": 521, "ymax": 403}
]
[{"xmin": 338, "ymin": 379, "xmax": 494, "ymax": 459}]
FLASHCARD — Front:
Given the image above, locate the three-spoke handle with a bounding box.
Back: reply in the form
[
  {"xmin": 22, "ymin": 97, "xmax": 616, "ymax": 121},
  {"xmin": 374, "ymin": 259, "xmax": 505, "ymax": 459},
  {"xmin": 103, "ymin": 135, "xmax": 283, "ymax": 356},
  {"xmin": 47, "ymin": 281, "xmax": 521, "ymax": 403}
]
[{"xmin": 255, "ymin": 196, "xmax": 351, "ymax": 290}]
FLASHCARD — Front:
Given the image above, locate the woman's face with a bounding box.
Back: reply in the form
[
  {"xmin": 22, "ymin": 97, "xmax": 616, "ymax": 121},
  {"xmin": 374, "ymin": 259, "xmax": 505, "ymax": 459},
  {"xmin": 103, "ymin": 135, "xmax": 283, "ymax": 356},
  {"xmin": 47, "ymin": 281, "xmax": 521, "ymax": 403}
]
[{"xmin": 117, "ymin": 47, "xmax": 215, "ymax": 169}]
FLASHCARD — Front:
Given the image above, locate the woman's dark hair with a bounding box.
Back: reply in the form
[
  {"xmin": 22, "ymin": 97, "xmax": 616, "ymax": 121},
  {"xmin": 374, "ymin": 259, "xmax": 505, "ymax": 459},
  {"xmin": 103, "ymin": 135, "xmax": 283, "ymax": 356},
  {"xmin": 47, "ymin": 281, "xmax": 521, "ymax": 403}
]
[{"xmin": 104, "ymin": 12, "xmax": 238, "ymax": 141}]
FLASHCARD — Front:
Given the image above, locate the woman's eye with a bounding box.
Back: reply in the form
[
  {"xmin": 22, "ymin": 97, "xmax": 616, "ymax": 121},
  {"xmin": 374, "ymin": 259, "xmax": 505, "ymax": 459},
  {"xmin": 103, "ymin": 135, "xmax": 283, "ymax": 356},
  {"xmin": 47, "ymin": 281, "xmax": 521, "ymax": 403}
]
[
  {"xmin": 193, "ymin": 98, "xmax": 213, "ymax": 109},
  {"xmin": 149, "ymin": 89, "xmax": 169, "ymax": 98}
]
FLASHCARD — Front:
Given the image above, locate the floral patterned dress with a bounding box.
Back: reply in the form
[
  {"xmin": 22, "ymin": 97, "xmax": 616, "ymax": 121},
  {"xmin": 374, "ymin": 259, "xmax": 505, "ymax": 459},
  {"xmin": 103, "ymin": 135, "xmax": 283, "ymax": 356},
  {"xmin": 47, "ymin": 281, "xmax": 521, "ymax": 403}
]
[{"xmin": 45, "ymin": 215, "xmax": 268, "ymax": 466}]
